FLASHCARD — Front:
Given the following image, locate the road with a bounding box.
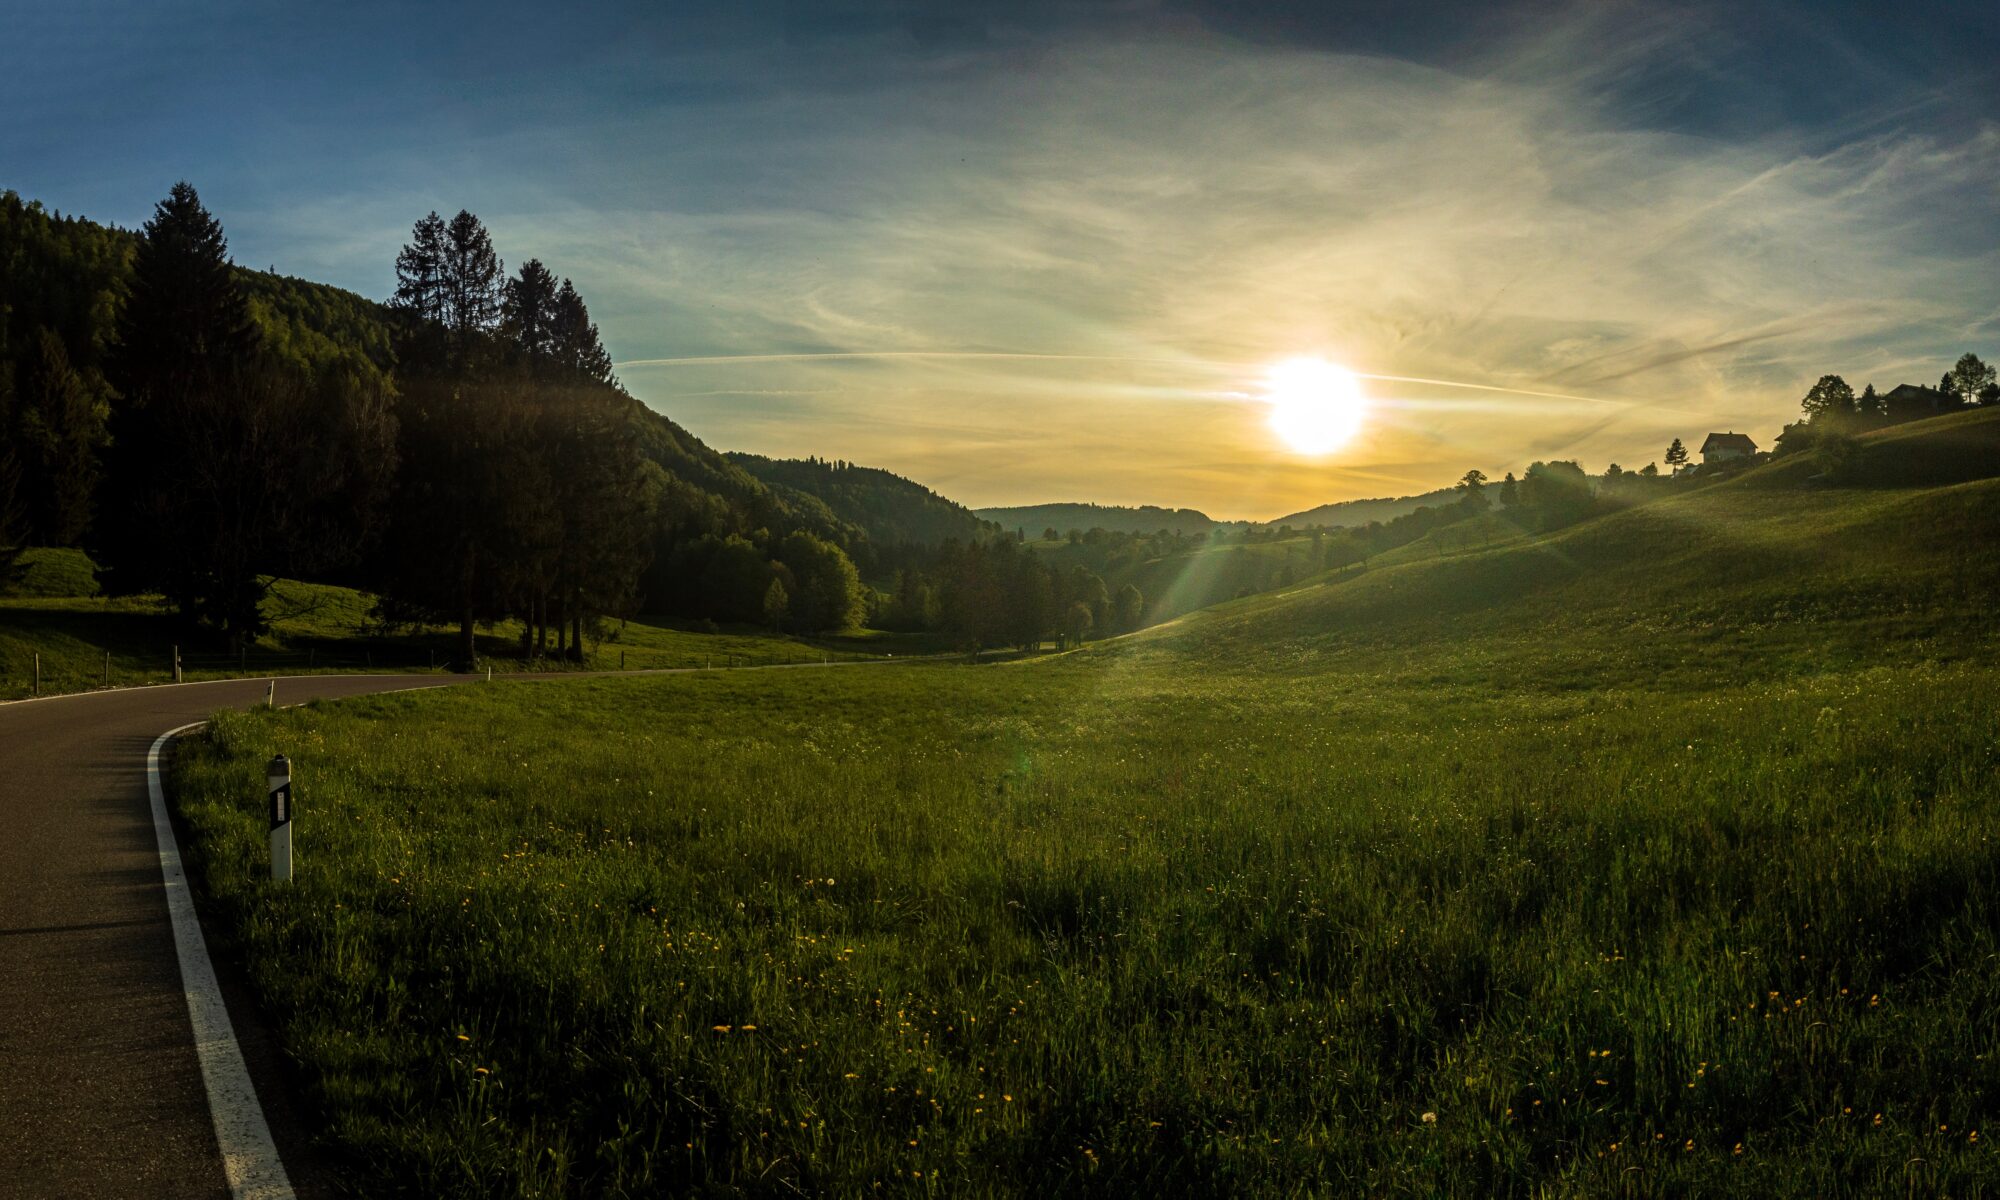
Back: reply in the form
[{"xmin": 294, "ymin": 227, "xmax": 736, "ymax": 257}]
[
  {"xmin": 0, "ymin": 657, "xmax": 945, "ymax": 1197},
  {"xmin": 0, "ymin": 675, "xmax": 473, "ymax": 1199}
]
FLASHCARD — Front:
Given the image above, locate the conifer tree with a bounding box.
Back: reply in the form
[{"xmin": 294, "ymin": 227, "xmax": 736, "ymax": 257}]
[
  {"xmin": 550, "ymin": 279, "xmax": 614, "ymax": 385},
  {"xmin": 502, "ymin": 259, "xmax": 560, "ymax": 374},
  {"xmin": 440, "ymin": 210, "xmax": 503, "ymax": 368},
  {"xmin": 21, "ymin": 327, "xmax": 105, "ymax": 544}
]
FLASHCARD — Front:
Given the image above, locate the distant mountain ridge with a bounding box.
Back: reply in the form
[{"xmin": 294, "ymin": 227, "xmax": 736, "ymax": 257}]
[
  {"xmin": 1264, "ymin": 486, "xmax": 1460, "ymax": 530},
  {"xmin": 727, "ymin": 453, "xmax": 997, "ymax": 546},
  {"xmin": 977, "ymin": 502, "xmax": 1233, "ymax": 537}
]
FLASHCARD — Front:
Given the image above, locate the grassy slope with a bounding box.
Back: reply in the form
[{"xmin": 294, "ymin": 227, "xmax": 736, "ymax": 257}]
[
  {"xmin": 0, "ymin": 566, "xmax": 901, "ymax": 701},
  {"xmin": 172, "ymin": 410, "xmax": 2000, "ymax": 1196}
]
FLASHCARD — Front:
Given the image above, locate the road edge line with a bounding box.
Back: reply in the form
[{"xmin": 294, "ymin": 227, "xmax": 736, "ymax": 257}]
[{"xmin": 147, "ymin": 722, "xmax": 297, "ymax": 1200}]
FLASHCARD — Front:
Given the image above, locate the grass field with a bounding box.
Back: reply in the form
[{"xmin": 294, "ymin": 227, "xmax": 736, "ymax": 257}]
[
  {"xmin": 171, "ymin": 411, "xmax": 2000, "ymax": 1195},
  {"xmin": 0, "ymin": 561, "xmax": 912, "ymax": 701}
]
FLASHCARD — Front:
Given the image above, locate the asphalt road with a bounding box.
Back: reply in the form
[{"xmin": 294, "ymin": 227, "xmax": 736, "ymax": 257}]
[{"xmin": 0, "ymin": 675, "xmax": 469, "ymax": 1199}]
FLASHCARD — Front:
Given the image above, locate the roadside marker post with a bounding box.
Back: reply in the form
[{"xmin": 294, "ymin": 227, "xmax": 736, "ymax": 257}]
[
  {"xmin": 32, "ymin": 652, "xmax": 40, "ymax": 696},
  {"xmin": 267, "ymin": 755, "xmax": 293, "ymax": 883},
  {"xmin": 266, "ymin": 680, "xmax": 276, "ymax": 707},
  {"xmin": 173, "ymin": 644, "xmax": 183, "ymax": 684}
]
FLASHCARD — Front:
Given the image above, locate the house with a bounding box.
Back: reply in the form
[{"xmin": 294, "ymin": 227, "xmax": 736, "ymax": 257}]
[
  {"xmin": 1700, "ymin": 432, "xmax": 1757, "ymax": 465},
  {"xmin": 1880, "ymin": 383, "xmax": 1951, "ymax": 423}
]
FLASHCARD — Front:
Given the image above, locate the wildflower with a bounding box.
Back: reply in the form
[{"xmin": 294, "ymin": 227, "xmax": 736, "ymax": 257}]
[
  {"xmin": 455, "ymin": 1034, "xmax": 470, "ymax": 1042},
  {"xmin": 1421, "ymin": 1112, "xmax": 1438, "ymax": 1125},
  {"xmin": 1732, "ymin": 1143, "xmax": 1743, "ymax": 1155},
  {"xmin": 712, "ymin": 1025, "xmax": 732, "ymax": 1033},
  {"xmin": 474, "ymin": 1067, "xmax": 490, "ymax": 1075}
]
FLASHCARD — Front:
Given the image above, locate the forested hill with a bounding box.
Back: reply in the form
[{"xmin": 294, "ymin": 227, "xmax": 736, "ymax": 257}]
[
  {"xmin": 978, "ymin": 502, "xmax": 1227, "ymax": 537},
  {"xmin": 729, "ymin": 453, "xmax": 995, "ymax": 547},
  {"xmin": 0, "ymin": 188, "xmax": 848, "ymax": 557},
  {"xmin": 1264, "ymin": 485, "xmax": 1458, "ymax": 530}
]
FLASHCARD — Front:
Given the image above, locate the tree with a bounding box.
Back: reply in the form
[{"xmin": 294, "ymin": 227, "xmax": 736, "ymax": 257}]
[
  {"xmin": 1498, "ymin": 471, "xmax": 1518, "ymax": 509},
  {"xmin": 502, "ymin": 259, "xmax": 561, "ymax": 375},
  {"xmin": 1949, "ymin": 353, "xmax": 1996, "ymax": 407},
  {"xmin": 1114, "ymin": 582, "xmax": 1145, "ymax": 632},
  {"xmin": 777, "ymin": 530, "xmax": 866, "ymax": 632},
  {"xmin": 1457, "ymin": 469, "xmax": 1488, "ymax": 510},
  {"xmin": 1857, "ymin": 383, "xmax": 1885, "ymax": 421},
  {"xmin": 100, "ymin": 184, "xmax": 395, "ymax": 638},
  {"xmin": 1520, "ymin": 460, "xmax": 1594, "ymax": 530},
  {"xmin": 762, "ymin": 577, "xmax": 790, "ymax": 630},
  {"xmin": 549, "ymin": 279, "xmax": 614, "ymax": 385},
  {"xmin": 110, "ymin": 182, "xmax": 257, "ymax": 405},
  {"xmin": 440, "ymin": 210, "xmax": 503, "ymax": 368},
  {"xmin": 1800, "ymin": 374, "xmax": 1856, "ymax": 422},
  {"xmin": 1638, "ymin": 462, "xmax": 1659, "ymax": 478},
  {"xmin": 1064, "ymin": 600, "xmax": 1093, "ymax": 647},
  {"xmin": 393, "ymin": 211, "xmax": 448, "ymax": 325},
  {"xmin": 0, "ymin": 373, "xmax": 27, "ymax": 589},
  {"xmin": 19, "ymin": 327, "xmax": 105, "ymax": 545},
  {"xmin": 1664, "ymin": 438, "xmax": 1689, "ymax": 472},
  {"xmin": 373, "ymin": 379, "xmax": 537, "ymax": 665},
  {"xmin": 1938, "ymin": 372, "xmax": 1962, "ymax": 411}
]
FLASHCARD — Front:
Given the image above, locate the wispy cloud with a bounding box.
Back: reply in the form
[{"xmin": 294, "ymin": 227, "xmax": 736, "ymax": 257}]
[{"xmin": 23, "ymin": 4, "xmax": 1992, "ymax": 518}]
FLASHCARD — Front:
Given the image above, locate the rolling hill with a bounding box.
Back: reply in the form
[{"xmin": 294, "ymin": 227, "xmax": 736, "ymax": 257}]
[
  {"xmin": 976, "ymin": 501, "xmax": 1232, "ymax": 537},
  {"xmin": 728, "ymin": 453, "xmax": 996, "ymax": 547},
  {"xmin": 1129, "ymin": 406, "xmax": 2000, "ymax": 685},
  {"xmin": 1262, "ymin": 483, "xmax": 1460, "ymax": 530}
]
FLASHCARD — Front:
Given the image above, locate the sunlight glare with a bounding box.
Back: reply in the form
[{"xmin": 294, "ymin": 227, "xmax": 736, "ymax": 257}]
[{"xmin": 1265, "ymin": 357, "xmax": 1368, "ymax": 455}]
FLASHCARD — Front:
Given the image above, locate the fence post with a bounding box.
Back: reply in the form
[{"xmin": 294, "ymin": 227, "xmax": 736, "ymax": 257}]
[
  {"xmin": 239, "ymin": 643, "xmax": 247, "ymax": 674},
  {"xmin": 267, "ymin": 680, "xmax": 276, "ymax": 708},
  {"xmin": 172, "ymin": 644, "xmax": 182, "ymax": 684},
  {"xmin": 620, "ymin": 650, "xmax": 626, "ymax": 670},
  {"xmin": 103, "ymin": 650, "xmax": 111, "ymax": 688},
  {"xmin": 32, "ymin": 652, "xmax": 40, "ymax": 696},
  {"xmin": 267, "ymin": 755, "xmax": 293, "ymax": 883}
]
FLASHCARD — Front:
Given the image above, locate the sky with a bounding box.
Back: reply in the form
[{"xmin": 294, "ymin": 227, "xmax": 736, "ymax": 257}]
[{"xmin": 5, "ymin": 1, "xmax": 1998, "ymax": 519}]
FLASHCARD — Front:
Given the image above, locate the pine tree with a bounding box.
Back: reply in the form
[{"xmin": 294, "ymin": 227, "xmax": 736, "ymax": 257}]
[
  {"xmin": 550, "ymin": 279, "xmax": 614, "ymax": 385},
  {"xmin": 1664, "ymin": 438, "xmax": 1689, "ymax": 472},
  {"xmin": 502, "ymin": 259, "xmax": 560, "ymax": 374},
  {"xmin": 112, "ymin": 182, "xmax": 258, "ymax": 405},
  {"xmin": 440, "ymin": 210, "xmax": 503, "ymax": 369},
  {"xmin": 393, "ymin": 211, "xmax": 448, "ymax": 323}
]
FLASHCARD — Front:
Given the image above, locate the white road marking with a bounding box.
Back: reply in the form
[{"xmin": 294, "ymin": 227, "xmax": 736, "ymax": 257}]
[{"xmin": 146, "ymin": 722, "xmax": 296, "ymax": 1200}]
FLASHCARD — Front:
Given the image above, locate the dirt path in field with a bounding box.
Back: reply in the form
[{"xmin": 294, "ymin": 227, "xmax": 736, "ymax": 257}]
[{"xmin": 0, "ymin": 660, "xmax": 926, "ymax": 1197}]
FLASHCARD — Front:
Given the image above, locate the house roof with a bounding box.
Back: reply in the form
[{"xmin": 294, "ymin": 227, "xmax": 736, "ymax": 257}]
[{"xmin": 1700, "ymin": 431, "xmax": 1757, "ymax": 454}]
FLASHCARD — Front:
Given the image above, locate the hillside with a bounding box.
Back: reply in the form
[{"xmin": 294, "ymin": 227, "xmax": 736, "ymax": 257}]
[
  {"xmin": 1133, "ymin": 407, "xmax": 2000, "ymax": 684},
  {"xmin": 0, "ymin": 188, "xmax": 858, "ymax": 560},
  {"xmin": 1263, "ymin": 483, "xmax": 1458, "ymax": 530},
  {"xmin": 977, "ymin": 501, "xmax": 1229, "ymax": 537},
  {"xmin": 728, "ymin": 453, "xmax": 996, "ymax": 546}
]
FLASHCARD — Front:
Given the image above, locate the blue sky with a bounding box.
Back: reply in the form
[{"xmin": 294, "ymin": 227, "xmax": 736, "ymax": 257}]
[{"xmin": 5, "ymin": 1, "xmax": 1997, "ymax": 517}]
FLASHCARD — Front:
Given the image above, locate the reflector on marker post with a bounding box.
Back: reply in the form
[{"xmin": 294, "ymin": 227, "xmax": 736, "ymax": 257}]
[{"xmin": 267, "ymin": 754, "xmax": 293, "ymax": 882}]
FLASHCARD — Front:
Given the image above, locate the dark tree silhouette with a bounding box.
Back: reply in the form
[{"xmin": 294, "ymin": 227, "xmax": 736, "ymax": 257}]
[
  {"xmin": 1664, "ymin": 439, "xmax": 1689, "ymax": 472},
  {"xmin": 1949, "ymin": 354, "xmax": 1995, "ymax": 407},
  {"xmin": 440, "ymin": 211, "xmax": 503, "ymax": 369},
  {"xmin": 19, "ymin": 326, "xmax": 105, "ymax": 545},
  {"xmin": 549, "ymin": 278, "xmax": 614, "ymax": 385},
  {"xmin": 502, "ymin": 259, "xmax": 560, "ymax": 375}
]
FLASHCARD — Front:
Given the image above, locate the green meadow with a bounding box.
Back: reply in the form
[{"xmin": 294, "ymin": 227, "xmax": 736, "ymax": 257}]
[
  {"xmin": 0, "ymin": 555, "xmax": 905, "ymax": 701},
  {"xmin": 172, "ymin": 412, "xmax": 2000, "ymax": 1196}
]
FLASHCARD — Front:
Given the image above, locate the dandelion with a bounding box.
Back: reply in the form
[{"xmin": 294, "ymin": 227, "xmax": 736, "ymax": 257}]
[{"xmin": 1421, "ymin": 1112, "xmax": 1438, "ymax": 1125}]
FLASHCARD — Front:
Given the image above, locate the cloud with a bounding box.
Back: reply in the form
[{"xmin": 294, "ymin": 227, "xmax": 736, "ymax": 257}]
[{"xmin": 25, "ymin": 3, "xmax": 1992, "ymax": 517}]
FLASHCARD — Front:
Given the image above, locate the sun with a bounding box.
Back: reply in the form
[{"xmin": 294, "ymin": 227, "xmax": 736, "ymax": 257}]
[{"xmin": 1265, "ymin": 357, "xmax": 1368, "ymax": 455}]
